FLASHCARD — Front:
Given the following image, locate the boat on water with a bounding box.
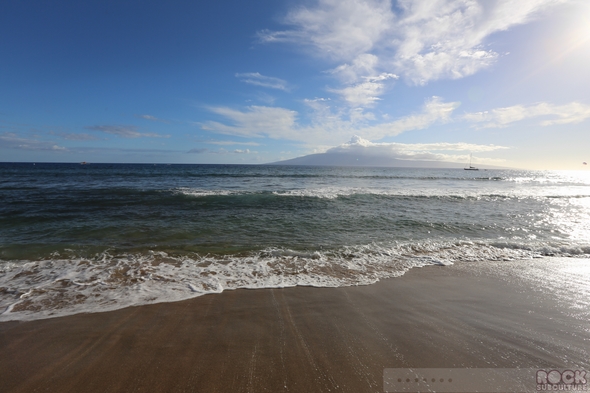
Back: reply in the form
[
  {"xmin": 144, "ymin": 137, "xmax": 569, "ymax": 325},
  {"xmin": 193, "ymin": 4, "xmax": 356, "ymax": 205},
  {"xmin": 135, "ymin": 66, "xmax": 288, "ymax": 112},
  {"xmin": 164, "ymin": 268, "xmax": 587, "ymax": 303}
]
[{"xmin": 464, "ymin": 154, "xmax": 478, "ymax": 171}]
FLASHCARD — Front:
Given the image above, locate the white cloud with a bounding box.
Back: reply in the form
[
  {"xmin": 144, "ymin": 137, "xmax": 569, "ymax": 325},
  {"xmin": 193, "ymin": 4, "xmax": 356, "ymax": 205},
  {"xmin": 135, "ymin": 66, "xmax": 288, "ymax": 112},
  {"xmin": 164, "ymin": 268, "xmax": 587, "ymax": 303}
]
[
  {"xmin": 463, "ymin": 101, "xmax": 590, "ymax": 128},
  {"xmin": 235, "ymin": 72, "xmax": 290, "ymax": 91},
  {"xmin": 325, "ymin": 134, "xmax": 509, "ymax": 162},
  {"xmin": 258, "ymin": 0, "xmax": 395, "ymax": 61},
  {"xmin": 362, "ymin": 96, "xmax": 459, "ymax": 139},
  {"xmin": 330, "ymin": 72, "xmax": 399, "ymax": 107},
  {"xmin": 260, "ymin": 0, "xmax": 566, "ymax": 86},
  {"xmin": 331, "ymin": 135, "xmax": 508, "ymax": 152},
  {"xmin": 392, "ymin": 0, "xmax": 496, "ymax": 84},
  {"xmin": 52, "ymin": 132, "xmax": 99, "ymax": 141},
  {"xmin": 329, "ymin": 54, "xmax": 380, "ymax": 83},
  {"xmin": 251, "ymin": 91, "xmax": 277, "ymax": 105},
  {"xmin": 75, "ymin": 146, "xmax": 183, "ymax": 155},
  {"xmin": 330, "ymin": 82, "xmax": 383, "ymax": 107},
  {"xmin": 200, "ymin": 96, "xmax": 460, "ymax": 145},
  {"xmin": 0, "ymin": 133, "xmax": 67, "ymax": 151},
  {"xmin": 203, "ymin": 140, "xmax": 261, "ymax": 146},
  {"xmin": 316, "ymin": 96, "xmax": 459, "ymax": 138},
  {"xmin": 391, "ymin": 0, "xmax": 568, "ymax": 84},
  {"xmin": 187, "ymin": 147, "xmax": 257, "ymax": 154},
  {"xmin": 85, "ymin": 125, "xmax": 168, "ymax": 138},
  {"xmin": 540, "ymin": 102, "xmax": 590, "ymax": 125},
  {"xmin": 201, "ymin": 95, "xmax": 590, "ymax": 153},
  {"xmin": 134, "ymin": 114, "xmax": 170, "ymax": 123},
  {"xmin": 201, "ymin": 106, "xmax": 298, "ymax": 139}
]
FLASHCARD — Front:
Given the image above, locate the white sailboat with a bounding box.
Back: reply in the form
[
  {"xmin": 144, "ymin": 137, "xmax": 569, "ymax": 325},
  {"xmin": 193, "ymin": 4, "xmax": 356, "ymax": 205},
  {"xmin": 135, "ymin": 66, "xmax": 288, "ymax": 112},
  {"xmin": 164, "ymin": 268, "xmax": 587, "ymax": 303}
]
[{"xmin": 464, "ymin": 154, "xmax": 478, "ymax": 171}]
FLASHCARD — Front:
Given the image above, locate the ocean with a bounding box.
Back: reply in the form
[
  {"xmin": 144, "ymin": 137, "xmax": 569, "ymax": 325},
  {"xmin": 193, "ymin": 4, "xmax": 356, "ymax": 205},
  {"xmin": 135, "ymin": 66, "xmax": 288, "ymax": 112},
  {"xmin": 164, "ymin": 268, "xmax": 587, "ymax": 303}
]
[{"xmin": 1, "ymin": 162, "xmax": 589, "ymax": 321}]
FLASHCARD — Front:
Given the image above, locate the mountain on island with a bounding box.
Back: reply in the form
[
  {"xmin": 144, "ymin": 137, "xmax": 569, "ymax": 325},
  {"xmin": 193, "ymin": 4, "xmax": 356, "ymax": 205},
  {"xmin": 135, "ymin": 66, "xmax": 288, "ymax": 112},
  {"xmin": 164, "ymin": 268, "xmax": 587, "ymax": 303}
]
[{"xmin": 269, "ymin": 136, "xmax": 505, "ymax": 169}]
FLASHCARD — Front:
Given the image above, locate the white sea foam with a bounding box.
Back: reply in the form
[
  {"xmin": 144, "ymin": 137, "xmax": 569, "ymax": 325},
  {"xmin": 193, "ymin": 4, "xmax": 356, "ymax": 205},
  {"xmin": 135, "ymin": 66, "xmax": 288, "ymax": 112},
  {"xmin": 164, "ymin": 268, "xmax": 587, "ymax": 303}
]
[
  {"xmin": 174, "ymin": 188, "xmax": 240, "ymax": 197},
  {"xmin": 175, "ymin": 186, "xmax": 590, "ymax": 200},
  {"xmin": 0, "ymin": 240, "xmax": 575, "ymax": 322}
]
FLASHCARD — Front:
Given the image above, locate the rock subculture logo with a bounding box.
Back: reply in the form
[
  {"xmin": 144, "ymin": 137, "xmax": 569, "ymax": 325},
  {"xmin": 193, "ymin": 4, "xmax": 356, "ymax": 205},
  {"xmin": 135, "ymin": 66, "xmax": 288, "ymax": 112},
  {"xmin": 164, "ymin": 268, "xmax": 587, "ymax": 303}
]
[{"xmin": 536, "ymin": 370, "xmax": 588, "ymax": 391}]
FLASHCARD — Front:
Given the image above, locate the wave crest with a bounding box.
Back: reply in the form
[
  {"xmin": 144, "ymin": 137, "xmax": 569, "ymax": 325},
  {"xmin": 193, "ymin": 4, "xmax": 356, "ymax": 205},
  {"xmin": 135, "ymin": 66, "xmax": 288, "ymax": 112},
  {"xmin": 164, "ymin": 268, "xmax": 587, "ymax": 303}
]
[{"xmin": 2, "ymin": 239, "xmax": 586, "ymax": 322}]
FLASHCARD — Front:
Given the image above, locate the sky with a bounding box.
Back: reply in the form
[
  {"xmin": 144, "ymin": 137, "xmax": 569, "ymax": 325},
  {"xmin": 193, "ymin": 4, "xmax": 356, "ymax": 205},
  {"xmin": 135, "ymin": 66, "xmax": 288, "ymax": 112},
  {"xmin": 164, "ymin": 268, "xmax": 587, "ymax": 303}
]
[{"xmin": 1, "ymin": 0, "xmax": 590, "ymax": 169}]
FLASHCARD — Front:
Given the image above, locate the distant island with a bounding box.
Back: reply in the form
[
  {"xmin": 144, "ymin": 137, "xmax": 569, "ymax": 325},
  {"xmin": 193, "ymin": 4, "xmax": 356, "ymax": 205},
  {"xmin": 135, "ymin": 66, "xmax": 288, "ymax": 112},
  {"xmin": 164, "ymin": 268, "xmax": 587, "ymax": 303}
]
[
  {"xmin": 270, "ymin": 152, "xmax": 465, "ymax": 168},
  {"xmin": 269, "ymin": 136, "xmax": 508, "ymax": 169}
]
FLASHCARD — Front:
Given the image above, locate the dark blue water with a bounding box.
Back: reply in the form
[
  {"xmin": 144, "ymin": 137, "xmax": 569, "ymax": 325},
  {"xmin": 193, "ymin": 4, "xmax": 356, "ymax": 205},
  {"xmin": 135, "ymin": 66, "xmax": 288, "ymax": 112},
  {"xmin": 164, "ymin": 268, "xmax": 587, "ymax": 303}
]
[{"xmin": 2, "ymin": 163, "xmax": 590, "ymax": 320}]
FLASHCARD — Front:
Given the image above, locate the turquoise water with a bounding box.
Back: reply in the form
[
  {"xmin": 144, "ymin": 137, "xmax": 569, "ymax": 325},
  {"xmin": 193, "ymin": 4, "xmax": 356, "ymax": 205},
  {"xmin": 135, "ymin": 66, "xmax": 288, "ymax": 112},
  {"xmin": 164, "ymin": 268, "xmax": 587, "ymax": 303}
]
[{"xmin": 1, "ymin": 163, "xmax": 590, "ymax": 320}]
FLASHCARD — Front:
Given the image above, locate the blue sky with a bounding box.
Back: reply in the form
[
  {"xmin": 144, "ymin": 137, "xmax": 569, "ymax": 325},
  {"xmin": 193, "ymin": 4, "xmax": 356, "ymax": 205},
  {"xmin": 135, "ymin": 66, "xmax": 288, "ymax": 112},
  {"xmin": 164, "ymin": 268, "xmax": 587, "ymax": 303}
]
[{"xmin": 1, "ymin": 0, "xmax": 590, "ymax": 169}]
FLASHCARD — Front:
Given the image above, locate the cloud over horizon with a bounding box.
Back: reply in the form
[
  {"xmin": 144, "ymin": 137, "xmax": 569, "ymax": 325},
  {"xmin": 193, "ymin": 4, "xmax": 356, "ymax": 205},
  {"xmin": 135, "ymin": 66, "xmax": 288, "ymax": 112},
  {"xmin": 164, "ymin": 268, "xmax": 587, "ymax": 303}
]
[
  {"xmin": 200, "ymin": 96, "xmax": 460, "ymax": 145},
  {"xmin": 320, "ymin": 134, "xmax": 509, "ymax": 163},
  {"xmin": 52, "ymin": 132, "xmax": 99, "ymax": 141},
  {"xmin": 463, "ymin": 102, "xmax": 590, "ymax": 128},
  {"xmin": 85, "ymin": 125, "xmax": 168, "ymax": 139},
  {"xmin": 0, "ymin": 133, "xmax": 67, "ymax": 151},
  {"xmin": 187, "ymin": 147, "xmax": 256, "ymax": 154}
]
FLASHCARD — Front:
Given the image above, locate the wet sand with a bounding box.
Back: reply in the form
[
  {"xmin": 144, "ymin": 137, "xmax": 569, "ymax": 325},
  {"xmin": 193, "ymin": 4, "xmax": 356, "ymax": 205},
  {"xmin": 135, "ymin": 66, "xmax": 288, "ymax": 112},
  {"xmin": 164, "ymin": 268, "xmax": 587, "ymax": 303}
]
[{"xmin": 1, "ymin": 258, "xmax": 589, "ymax": 392}]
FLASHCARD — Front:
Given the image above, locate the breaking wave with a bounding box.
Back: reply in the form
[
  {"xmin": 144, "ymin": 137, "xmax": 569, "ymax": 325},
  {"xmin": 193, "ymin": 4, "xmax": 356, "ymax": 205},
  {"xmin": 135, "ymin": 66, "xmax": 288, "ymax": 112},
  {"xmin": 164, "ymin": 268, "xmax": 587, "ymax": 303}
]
[{"xmin": 1, "ymin": 240, "xmax": 587, "ymax": 322}]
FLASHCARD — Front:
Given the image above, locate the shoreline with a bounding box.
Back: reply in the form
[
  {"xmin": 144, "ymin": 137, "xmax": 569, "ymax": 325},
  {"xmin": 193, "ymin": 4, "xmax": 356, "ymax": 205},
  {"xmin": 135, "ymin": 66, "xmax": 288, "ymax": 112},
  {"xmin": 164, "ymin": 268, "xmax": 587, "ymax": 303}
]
[{"xmin": 1, "ymin": 258, "xmax": 589, "ymax": 392}]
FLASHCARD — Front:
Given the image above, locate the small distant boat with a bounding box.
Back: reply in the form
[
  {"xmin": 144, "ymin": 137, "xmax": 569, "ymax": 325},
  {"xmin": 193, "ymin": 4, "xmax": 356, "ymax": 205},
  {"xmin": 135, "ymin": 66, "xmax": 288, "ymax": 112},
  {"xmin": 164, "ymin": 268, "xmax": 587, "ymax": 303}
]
[
  {"xmin": 464, "ymin": 154, "xmax": 478, "ymax": 171},
  {"xmin": 80, "ymin": 162, "xmax": 88, "ymax": 165}
]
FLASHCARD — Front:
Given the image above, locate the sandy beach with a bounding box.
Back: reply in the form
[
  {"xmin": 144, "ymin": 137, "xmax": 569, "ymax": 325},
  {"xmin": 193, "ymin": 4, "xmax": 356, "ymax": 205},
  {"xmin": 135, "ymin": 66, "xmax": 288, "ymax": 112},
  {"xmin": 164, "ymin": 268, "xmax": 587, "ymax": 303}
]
[{"xmin": 1, "ymin": 257, "xmax": 589, "ymax": 392}]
